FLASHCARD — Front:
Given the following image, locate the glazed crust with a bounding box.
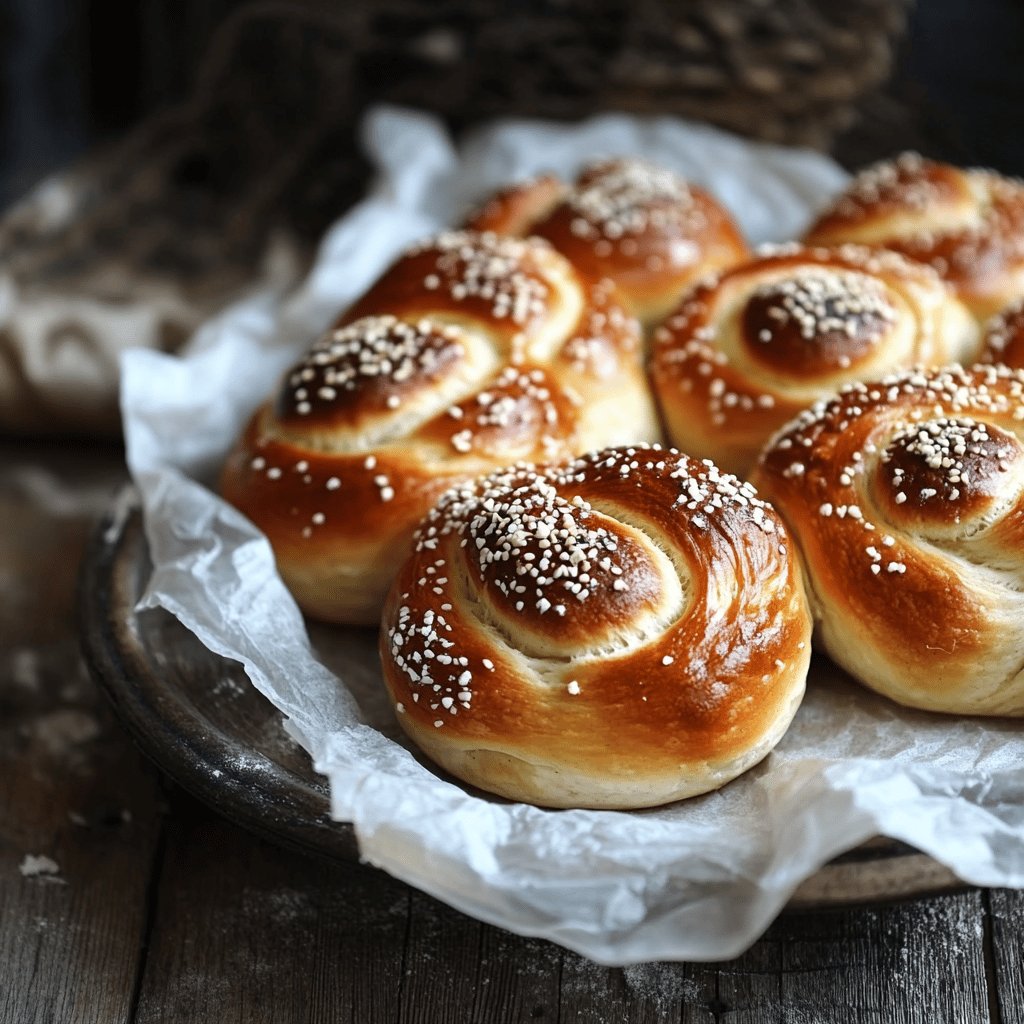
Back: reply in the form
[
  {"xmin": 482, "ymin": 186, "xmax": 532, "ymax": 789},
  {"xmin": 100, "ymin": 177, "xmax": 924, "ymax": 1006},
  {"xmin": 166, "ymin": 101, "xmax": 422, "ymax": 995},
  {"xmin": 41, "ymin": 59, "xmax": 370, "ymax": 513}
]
[
  {"xmin": 466, "ymin": 159, "xmax": 749, "ymax": 328},
  {"xmin": 649, "ymin": 243, "xmax": 980, "ymax": 477},
  {"xmin": 752, "ymin": 364, "xmax": 1024, "ymax": 716},
  {"xmin": 379, "ymin": 445, "xmax": 812, "ymax": 809},
  {"xmin": 221, "ymin": 231, "xmax": 662, "ymax": 624},
  {"xmin": 805, "ymin": 153, "xmax": 1024, "ymax": 321}
]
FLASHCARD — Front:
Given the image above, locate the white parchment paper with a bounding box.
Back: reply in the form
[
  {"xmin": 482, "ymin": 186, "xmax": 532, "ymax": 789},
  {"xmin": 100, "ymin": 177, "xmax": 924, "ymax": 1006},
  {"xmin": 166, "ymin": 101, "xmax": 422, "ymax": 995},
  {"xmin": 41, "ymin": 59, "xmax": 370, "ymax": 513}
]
[{"xmin": 122, "ymin": 106, "xmax": 1024, "ymax": 964}]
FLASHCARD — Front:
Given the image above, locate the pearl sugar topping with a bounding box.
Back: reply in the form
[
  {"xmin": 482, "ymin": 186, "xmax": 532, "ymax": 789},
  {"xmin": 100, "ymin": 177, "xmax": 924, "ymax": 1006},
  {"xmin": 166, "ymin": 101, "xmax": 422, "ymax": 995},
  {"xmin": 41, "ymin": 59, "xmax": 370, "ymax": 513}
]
[
  {"xmin": 881, "ymin": 415, "xmax": 1023, "ymax": 511},
  {"xmin": 281, "ymin": 314, "xmax": 462, "ymax": 418}
]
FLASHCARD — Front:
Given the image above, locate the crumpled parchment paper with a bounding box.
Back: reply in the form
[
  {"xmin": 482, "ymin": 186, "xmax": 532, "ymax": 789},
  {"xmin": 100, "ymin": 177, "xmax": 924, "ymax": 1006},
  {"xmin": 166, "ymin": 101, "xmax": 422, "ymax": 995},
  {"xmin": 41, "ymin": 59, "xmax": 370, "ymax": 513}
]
[{"xmin": 121, "ymin": 106, "xmax": 1024, "ymax": 964}]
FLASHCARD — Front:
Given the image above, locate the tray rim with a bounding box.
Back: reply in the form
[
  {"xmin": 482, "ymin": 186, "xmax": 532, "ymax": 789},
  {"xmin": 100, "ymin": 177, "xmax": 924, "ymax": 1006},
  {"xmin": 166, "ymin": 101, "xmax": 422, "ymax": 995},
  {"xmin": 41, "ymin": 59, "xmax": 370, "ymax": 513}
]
[{"xmin": 78, "ymin": 490, "xmax": 360, "ymax": 863}]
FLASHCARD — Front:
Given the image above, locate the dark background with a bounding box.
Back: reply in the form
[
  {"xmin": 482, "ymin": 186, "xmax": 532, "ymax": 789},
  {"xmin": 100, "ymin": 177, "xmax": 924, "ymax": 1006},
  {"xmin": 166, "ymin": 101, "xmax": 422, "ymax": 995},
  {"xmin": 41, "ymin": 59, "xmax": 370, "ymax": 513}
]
[{"xmin": 2, "ymin": 0, "xmax": 1024, "ymax": 209}]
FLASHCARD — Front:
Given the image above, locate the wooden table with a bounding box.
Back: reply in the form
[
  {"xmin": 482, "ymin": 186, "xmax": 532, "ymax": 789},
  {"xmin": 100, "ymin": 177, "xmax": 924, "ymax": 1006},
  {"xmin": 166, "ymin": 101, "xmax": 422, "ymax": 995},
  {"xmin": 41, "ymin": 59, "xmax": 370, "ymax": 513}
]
[{"xmin": 3, "ymin": 438, "xmax": 1024, "ymax": 1024}]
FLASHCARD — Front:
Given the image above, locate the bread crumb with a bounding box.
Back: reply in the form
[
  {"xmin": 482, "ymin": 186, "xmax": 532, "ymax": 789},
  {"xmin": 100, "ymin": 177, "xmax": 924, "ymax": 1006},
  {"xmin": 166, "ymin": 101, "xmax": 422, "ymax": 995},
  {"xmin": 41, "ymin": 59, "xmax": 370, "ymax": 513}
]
[{"xmin": 19, "ymin": 854, "xmax": 64, "ymax": 883}]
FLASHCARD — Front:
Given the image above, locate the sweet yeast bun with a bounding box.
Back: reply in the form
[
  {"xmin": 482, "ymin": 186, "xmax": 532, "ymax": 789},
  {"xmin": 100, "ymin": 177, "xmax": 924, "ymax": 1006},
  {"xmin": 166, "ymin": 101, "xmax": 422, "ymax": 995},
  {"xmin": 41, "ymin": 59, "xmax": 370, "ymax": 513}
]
[
  {"xmin": 379, "ymin": 445, "xmax": 812, "ymax": 809},
  {"xmin": 221, "ymin": 231, "xmax": 661, "ymax": 624},
  {"xmin": 804, "ymin": 152, "xmax": 1024, "ymax": 321},
  {"xmin": 753, "ymin": 364, "xmax": 1024, "ymax": 716},
  {"xmin": 981, "ymin": 297, "xmax": 1024, "ymax": 369},
  {"xmin": 466, "ymin": 158, "xmax": 749, "ymax": 328},
  {"xmin": 650, "ymin": 243, "xmax": 980, "ymax": 477}
]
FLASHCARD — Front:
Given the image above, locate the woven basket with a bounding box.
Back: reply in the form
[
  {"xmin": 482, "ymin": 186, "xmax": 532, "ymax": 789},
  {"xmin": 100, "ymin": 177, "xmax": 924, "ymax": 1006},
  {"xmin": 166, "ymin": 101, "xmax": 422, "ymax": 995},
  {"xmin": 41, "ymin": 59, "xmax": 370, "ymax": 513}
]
[{"xmin": 0, "ymin": 0, "xmax": 910, "ymax": 436}]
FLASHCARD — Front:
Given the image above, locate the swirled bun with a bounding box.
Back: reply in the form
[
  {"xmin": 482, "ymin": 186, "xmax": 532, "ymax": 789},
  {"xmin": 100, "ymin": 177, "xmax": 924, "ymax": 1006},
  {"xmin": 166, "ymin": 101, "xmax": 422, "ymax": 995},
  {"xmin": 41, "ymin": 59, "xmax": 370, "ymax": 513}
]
[
  {"xmin": 804, "ymin": 153, "xmax": 1024, "ymax": 320},
  {"xmin": 221, "ymin": 231, "xmax": 661, "ymax": 624},
  {"xmin": 981, "ymin": 298, "xmax": 1024, "ymax": 369},
  {"xmin": 466, "ymin": 159, "xmax": 749, "ymax": 328},
  {"xmin": 379, "ymin": 445, "xmax": 811, "ymax": 809},
  {"xmin": 649, "ymin": 244, "xmax": 980, "ymax": 476},
  {"xmin": 753, "ymin": 364, "xmax": 1024, "ymax": 716}
]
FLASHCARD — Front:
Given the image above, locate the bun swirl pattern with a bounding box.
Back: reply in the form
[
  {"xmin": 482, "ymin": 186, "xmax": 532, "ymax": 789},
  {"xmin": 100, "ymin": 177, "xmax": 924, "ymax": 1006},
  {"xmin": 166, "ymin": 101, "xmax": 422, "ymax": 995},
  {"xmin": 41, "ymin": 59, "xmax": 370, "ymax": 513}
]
[
  {"xmin": 805, "ymin": 153, "xmax": 1024, "ymax": 320},
  {"xmin": 221, "ymin": 231, "xmax": 661, "ymax": 624},
  {"xmin": 380, "ymin": 445, "xmax": 811, "ymax": 809},
  {"xmin": 466, "ymin": 159, "xmax": 749, "ymax": 328},
  {"xmin": 753, "ymin": 364, "xmax": 1024, "ymax": 716},
  {"xmin": 650, "ymin": 244, "xmax": 980, "ymax": 476}
]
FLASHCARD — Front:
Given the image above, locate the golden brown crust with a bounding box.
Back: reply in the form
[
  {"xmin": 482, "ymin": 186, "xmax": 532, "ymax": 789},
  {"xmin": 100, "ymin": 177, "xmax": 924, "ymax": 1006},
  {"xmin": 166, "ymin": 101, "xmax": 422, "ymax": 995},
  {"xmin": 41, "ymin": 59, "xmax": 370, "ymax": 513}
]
[
  {"xmin": 752, "ymin": 364, "xmax": 1024, "ymax": 716},
  {"xmin": 981, "ymin": 298, "xmax": 1024, "ymax": 369},
  {"xmin": 466, "ymin": 174, "xmax": 566, "ymax": 236},
  {"xmin": 805, "ymin": 153, "xmax": 1024, "ymax": 320},
  {"xmin": 649, "ymin": 244, "xmax": 980, "ymax": 477},
  {"xmin": 465, "ymin": 159, "xmax": 749, "ymax": 327},
  {"xmin": 221, "ymin": 231, "xmax": 662, "ymax": 624},
  {"xmin": 379, "ymin": 445, "xmax": 812, "ymax": 808}
]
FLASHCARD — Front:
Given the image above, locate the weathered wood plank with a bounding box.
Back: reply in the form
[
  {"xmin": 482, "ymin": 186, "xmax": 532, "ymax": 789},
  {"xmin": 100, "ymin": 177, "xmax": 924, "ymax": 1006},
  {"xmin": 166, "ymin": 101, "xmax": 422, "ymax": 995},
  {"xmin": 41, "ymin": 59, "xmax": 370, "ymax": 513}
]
[
  {"xmin": 469, "ymin": 920, "xmax": 561, "ymax": 1022},
  {"xmin": 403, "ymin": 898, "xmax": 716, "ymax": 1023},
  {"xmin": 0, "ymin": 445, "xmax": 163, "ymax": 1024},
  {"xmin": 559, "ymin": 954, "xmax": 716, "ymax": 1024},
  {"xmin": 132, "ymin": 797, "xmax": 409, "ymax": 1024},
  {"xmin": 712, "ymin": 892, "xmax": 991, "ymax": 1024},
  {"xmin": 397, "ymin": 888, "xmax": 486, "ymax": 1023},
  {"xmin": 399, "ymin": 894, "xmax": 673, "ymax": 1024},
  {"xmin": 989, "ymin": 888, "xmax": 1024, "ymax": 1023}
]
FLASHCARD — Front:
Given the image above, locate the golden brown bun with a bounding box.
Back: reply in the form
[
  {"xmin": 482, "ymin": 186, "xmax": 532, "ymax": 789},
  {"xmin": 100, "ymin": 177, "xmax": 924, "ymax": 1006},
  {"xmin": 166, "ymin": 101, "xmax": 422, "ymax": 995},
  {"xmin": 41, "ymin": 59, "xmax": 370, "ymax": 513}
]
[
  {"xmin": 466, "ymin": 173, "xmax": 566, "ymax": 236},
  {"xmin": 466, "ymin": 159, "xmax": 750, "ymax": 328},
  {"xmin": 804, "ymin": 153, "xmax": 1024, "ymax": 321},
  {"xmin": 649, "ymin": 244, "xmax": 980, "ymax": 477},
  {"xmin": 221, "ymin": 231, "xmax": 662, "ymax": 624},
  {"xmin": 981, "ymin": 298, "xmax": 1024, "ymax": 369},
  {"xmin": 752, "ymin": 364, "xmax": 1024, "ymax": 716},
  {"xmin": 379, "ymin": 445, "xmax": 812, "ymax": 809}
]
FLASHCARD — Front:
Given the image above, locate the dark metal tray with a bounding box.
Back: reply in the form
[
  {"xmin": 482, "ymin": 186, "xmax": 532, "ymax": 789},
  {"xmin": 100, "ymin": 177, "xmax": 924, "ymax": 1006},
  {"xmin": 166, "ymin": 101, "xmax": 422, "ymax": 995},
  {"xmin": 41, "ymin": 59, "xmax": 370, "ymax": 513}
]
[{"xmin": 79, "ymin": 494, "xmax": 963, "ymax": 906}]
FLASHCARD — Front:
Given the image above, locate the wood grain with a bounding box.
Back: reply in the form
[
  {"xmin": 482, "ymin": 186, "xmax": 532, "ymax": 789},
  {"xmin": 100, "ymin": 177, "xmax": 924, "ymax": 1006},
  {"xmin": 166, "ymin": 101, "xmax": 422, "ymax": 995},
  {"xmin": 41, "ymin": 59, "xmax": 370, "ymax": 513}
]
[
  {"xmin": 132, "ymin": 796, "xmax": 410, "ymax": 1024},
  {"xmin": 989, "ymin": 889, "xmax": 1024, "ymax": 1023},
  {"xmin": 0, "ymin": 443, "xmax": 162, "ymax": 1024},
  {"xmin": 712, "ymin": 893, "xmax": 991, "ymax": 1023},
  {"xmin": 473, "ymin": 926, "xmax": 562, "ymax": 1023},
  {"xmin": 560, "ymin": 956, "xmax": 715, "ymax": 1024}
]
